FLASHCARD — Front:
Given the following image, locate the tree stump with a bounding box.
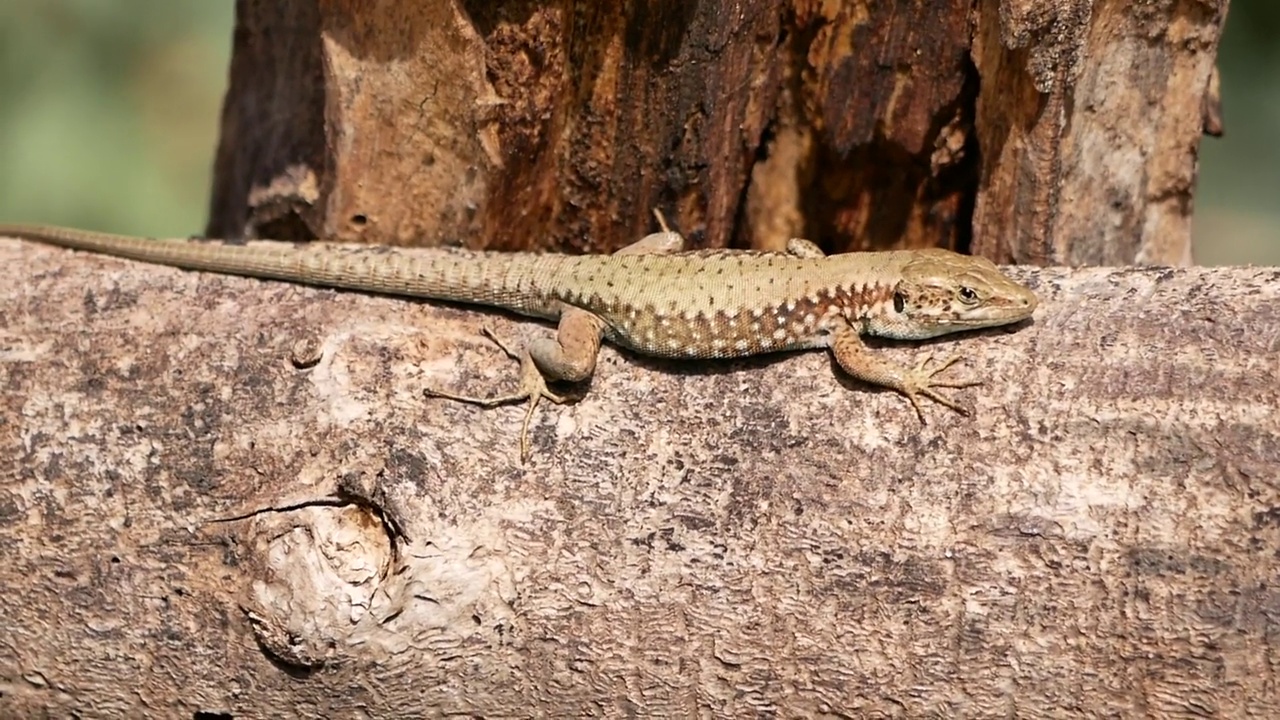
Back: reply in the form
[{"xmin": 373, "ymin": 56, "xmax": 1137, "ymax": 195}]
[{"xmin": 208, "ymin": 0, "xmax": 1225, "ymax": 264}]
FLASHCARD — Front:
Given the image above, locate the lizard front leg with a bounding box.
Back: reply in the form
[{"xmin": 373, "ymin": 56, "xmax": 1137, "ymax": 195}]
[{"xmin": 828, "ymin": 323, "xmax": 980, "ymax": 422}]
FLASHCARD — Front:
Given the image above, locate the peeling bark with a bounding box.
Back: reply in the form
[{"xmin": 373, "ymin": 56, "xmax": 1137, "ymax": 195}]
[
  {"xmin": 207, "ymin": 0, "xmax": 1226, "ymax": 263},
  {"xmin": 3, "ymin": 240, "xmax": 1278, "ymax": 716}
]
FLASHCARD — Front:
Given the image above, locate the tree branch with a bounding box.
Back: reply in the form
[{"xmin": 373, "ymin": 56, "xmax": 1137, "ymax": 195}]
[{"xmin": 4, "ymin": 240, "xmax": 1277, "ymax": 716}]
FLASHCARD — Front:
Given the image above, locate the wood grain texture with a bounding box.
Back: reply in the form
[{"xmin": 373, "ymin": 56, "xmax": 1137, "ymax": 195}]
[
  {"xmin": 971, "ymin": 0, "xmax": 1227, "ymax": 265},
  {"xmin": 205, "ymin": 0, "xmax": 1226, "ymax": 264},
  {"xmin": 3, "ymin": 239, "xmax": 1278, "ymax": 717},
  {"xmin": 197, "ymin": 0, "xmax": 967, "ymax": 253}
]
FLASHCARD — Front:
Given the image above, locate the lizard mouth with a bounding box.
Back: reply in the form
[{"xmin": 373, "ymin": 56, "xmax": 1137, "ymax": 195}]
[{"xmin": 956, "ymin": 298, "xmax": 1038, "ymax": 327}]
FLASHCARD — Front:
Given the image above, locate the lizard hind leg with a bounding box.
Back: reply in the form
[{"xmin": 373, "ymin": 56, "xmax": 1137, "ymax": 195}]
[
  {"xmin": 423, "ymin": 219, "xmax": 674, "ymax": 461},
  {"xmin": 611, "ymin": 209, "xmax": 688, "ymax": 256},
  {"xmin": 423, "ymin": 308, "xmax": 606, "ymax": 461},
  {"xmin": 784, "ymin": 238, "xmax": 827, "ymax": 258}
]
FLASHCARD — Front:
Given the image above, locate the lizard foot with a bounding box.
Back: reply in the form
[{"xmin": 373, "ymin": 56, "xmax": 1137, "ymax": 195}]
[
  {"xmin": 423, "ymin": 328, "xmax": 569, "ymax": 462},
  {"xmin": 900, "ymin": 352, "xmax": 983, "ymax": 422}
]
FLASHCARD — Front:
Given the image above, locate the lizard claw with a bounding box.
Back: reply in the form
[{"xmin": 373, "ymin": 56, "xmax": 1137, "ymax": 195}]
[
  {"xmin": 478, "ymin": 326, "xmax": 522, "ymax": 361},
  {"xmin": 901, "ymin": 352, "xmax": 982, "ymax": 422},
  {"xmin": 423, "ymin": 329, "xmax": 568, "ymax": 462}
]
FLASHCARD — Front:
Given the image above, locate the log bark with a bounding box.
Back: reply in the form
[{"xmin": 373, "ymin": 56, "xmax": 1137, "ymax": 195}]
[
  {"xmin": 207, "ymin": 0, "xmax": 1226, "ymax": 264},
  {"xmin": 3, "ymin": 239, "xmax": 1278, "ymax": 717}
]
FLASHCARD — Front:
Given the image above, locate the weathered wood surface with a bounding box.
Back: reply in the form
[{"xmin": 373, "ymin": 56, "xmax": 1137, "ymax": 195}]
[
  {"xmin": 3, "ymin": 239, "xmax": 1277, "ymax": 717},
  {"xmin": 208, "ymin": 0, "xmax": 1227, "ymax": 264}
]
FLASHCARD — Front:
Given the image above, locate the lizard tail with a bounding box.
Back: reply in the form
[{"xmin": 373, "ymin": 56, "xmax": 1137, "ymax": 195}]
[{"xmin": 4, "ymin": 224, "xmax": 567, "ymax": 315}]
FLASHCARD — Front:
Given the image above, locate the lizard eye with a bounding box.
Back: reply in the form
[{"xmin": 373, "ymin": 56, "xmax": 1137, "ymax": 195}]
[
  {"xmin": 958, "ymin": 286, "xmax": 978, "ymax": 303},
  {"xmin": 893, "ymin": 291, "xmax": 906, "ymax": 313}
]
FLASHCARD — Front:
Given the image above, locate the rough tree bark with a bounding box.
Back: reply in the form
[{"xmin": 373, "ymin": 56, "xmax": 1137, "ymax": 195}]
[
  {"xmin": 3, "ymin": 239, "xmax": 1278, "ymax": 716},
  {"xmin": 208, "ymin": 0, "xmax": 1226, "ymax": 264}
]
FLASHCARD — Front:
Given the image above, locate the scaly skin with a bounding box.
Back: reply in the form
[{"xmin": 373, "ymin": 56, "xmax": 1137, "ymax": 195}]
[{"xmin": 4, "ymin": 223, "xmax": 1039, "ymax": 458}]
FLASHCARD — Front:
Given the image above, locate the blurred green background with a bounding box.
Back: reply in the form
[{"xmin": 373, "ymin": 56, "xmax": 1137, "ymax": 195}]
[{"xmin": 0, "ymin": 1, "xmax": 1276, "ymax": 264}]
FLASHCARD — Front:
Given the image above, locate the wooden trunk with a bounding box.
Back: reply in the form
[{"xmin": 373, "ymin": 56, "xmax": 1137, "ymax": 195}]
[
  {"xmin": 208, "ymin": 0, "xmax": 1225, "ymax": 264},
  {"xmin": 5, "ymin": 236, "xmax": 1277, "ymax": 717}
]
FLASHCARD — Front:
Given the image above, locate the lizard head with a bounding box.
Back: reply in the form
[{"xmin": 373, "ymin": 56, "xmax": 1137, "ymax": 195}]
[{"xmin": 866, "ymin": 249, "xmax": 1038, "ymax": 340}]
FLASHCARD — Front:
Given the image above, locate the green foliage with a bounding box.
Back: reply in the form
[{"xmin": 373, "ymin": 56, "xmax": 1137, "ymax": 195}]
[
  {"xmin": 0, "ymin": 0, "xmax": 233, "ymax": 236},
  {"xmin": 1194, "ymin": 1, "xmax": 1280, "ymax": 264}
]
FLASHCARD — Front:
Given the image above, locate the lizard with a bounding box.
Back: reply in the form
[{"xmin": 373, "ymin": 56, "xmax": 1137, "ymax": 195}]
[{"xmin": 4, "ymin": 219, "xmax": 1039, "ymax": 459}]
